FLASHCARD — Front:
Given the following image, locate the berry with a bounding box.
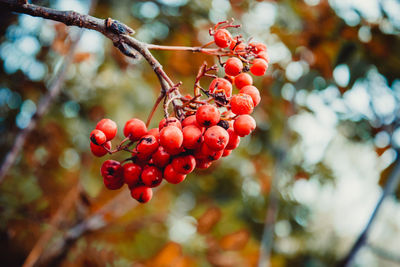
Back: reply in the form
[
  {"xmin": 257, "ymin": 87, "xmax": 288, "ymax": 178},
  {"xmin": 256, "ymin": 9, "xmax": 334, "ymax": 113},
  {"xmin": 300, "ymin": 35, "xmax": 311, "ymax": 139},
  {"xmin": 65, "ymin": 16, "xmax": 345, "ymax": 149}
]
[
  {"xmin": 182, "ymin": 115, "xmax": 201, "ymax": 128},
  {"xmin": 90, "ymin": 129, "xmax": 107, "ymax": 146},
  {"xmin": 226, "ymin": 128, "xmax": 240, "ymax": 150},
  {"xmin": 96, "ymin": 119, "xmax": 117, "ymax": 141},
  {"xmin": 234, "ymin": 73, "xmax": 253, "ymax": 89},
  {"xmin": 124, "ymin": 118, "xmax": 147, "ymax": 141},
  {"xmin": 214, "ymin": 29, "xmax": 232, "ymax": 48},
  {"xmin": 196, "ymin": 105, "xmax": 220, "ymax": 127},
  {"xmin": 209, "ymin": 78, "xmax": 232, "ymax": 98},
  {"xmin": 147, "ymin": 128, "xmax": 160, "ymax": 140},
  {"xmin": 257, "ymin": 51, "xmax": 269, "ymax": 63},
  {"xmin": 182, "ymin": 125, "xmax": 203, "ymax": 149},
  {"xmin": 164, "ymin": 164, "xmax": 186, "ymax": 184},
  {"xmin": 172, "ymin": 155, "xmax": 196, "ymax": 174},
  {"xmin": 234, "ymin": 43, "xmax": 247, "ymax": 54},
  {"xmin": 204, "ymin": 126, "xmax": 229, "ymax": 151},
  {"xmin": 239, "ymin": 85, "xmax": 261, "ymax": 106},
  {"xmin": 136, "ymin": 135, "xmax": 159, "ymax": 157},
  {"xmin": 130, "ymin": 186, "xmax": 153, "ymax": 203},
  {"xmin": 90, "ymin": 141, "xmax": 111, "ymax": 157},
  {"xmin": 224, "ymin": 57, "xmax": 243, "ymax": 76},
  {"xmin": 159, "ymin": 117, "xmax": 182, "ymax": 131},
  {"xmin": 222, "ymin": 149, "xmax": 232, "ymax": 157},
  {"xmin": 101, "ymin": 160, "xmax": 124, "ymax": 190},
  {"xmin": 250, "ymin": 58, "xmax": 268, "ymax": 76},
  {"xmin": 217, "ymin": 120, "xmax": 230, "ymax": 130},
  {"xmin": 141, "ymin": 165, "xmax": 163, "ymax": 187},
  {"xmin": 123, "ymin": 163, "xmax": 142, "ymax": 188},
  {"xmin": 230, "ymin": 93, "xmax": 254, "ymax": 115},
  {"xmin": 103, "ymin": 176, "xmax": 124, "ymax": 190},
  {"xmin": 159, "ymin": 126, "xmax": 183, "ymax": 154},
  {"xmin": 234, "ymin": 115, "xmax": 256, "ymax": 137},
  {"xmin": 151, "ymin": 146, "xmax": 171, "ymax": 168},
  {"xmin": 197, "ymin": 143, "xmax": 223, "ymax": 161},
  {"xmin": 249, "ymin": 42, "xmax": 267, "ymax": 53},
  {"xmin": 195, "ymin": 159, "xmax": 213, "ymax": 169}
]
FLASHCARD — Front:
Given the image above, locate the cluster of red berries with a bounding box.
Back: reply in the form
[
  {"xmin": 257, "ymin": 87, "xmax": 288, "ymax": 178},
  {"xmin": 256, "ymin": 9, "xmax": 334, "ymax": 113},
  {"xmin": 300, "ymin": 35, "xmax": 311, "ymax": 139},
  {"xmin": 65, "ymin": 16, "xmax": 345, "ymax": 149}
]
[{"xmin": 89, "ymin": 21, "xmax": 268, "ymax": 203}]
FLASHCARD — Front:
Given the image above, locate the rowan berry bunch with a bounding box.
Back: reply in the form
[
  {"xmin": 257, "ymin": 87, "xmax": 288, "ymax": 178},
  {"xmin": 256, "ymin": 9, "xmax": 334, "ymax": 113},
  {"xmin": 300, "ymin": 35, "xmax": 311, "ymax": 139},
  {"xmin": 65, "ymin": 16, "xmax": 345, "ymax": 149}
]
[{"xmin": 89, "ymin": 20, "xmax": 268, "ymax": 203}]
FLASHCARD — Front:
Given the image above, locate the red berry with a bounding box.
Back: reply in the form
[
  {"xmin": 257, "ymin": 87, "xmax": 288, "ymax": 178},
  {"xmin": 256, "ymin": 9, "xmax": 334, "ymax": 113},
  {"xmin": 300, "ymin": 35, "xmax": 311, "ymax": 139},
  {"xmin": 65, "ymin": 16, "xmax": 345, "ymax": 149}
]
[
  {"xmin": 182, "ymin": 125, "xmax": 203, "ymax": 150},
  {"xmin": 136, "ymin": 135, "xmax": 159, "ymax": 157},
  {"xmin": 250, "ymin": 58, "xmax": 268, "ymax": 76},
  {"xmin": 123, "ymin": 163, "xmax": 142, "ymax": 188},
  {"xmin": 90, "ymin": 129, "xmax": 107, "ymax": 146},
  {"xmin": 229, "ymin": 38, "xmax": 237, "ymax": 50},
  {"xmin": 195, "ymin": 159, "xmax": 213, "ymax": 169},
  {"xmin": 204, "ymin": 126, "xmax": 229, "ymax": 151},
  {"xmin": 224, "ymin": 57, "xmax": 243, "ymax": 76},
  {"xmin": 214, "ymin": 29, "xmax": 232, "ymax": 48},
  {"xmin": 196, "ymin": 105, "xmax": 220, "ymax": 127},
  {"xmin": 164, "ymin": 164, "xmax": 186, "ymax": 184},
  {"xmin": 182, "ymin": 115, "xmax": 202, "ymax": 129},
  {"xmin": 159, "ymin": 126, "xmax": 183, "ymax": 154},
  {"xmin": 172, "ymin": 155, "xmax": 196, "ymax": 174},
  {"xmin": 234, "ymin": 115, "xmax": 256, "ymax": 137},
  {"xmin": 226, "ymin": 128, "xmax": 240, "ymax": 150},
  {"xmin": 257, "ymin": 51, "xmax": 269, "ymax": 63},
  {"xmin": 159, "ymin": 117, "xmax": 182, "ymax": 131},
  {"xmin": 90, "ymin": 141, "xmax": 111, "ymax": 157},
  {"xmin": 249, "ymin": 42, "xmax": 267, "ymax": 53},
  {"xmin": 96, "ymin": 119, "xmax": 117, "ymax": 141},
  {"xmin": 151, "ymin": 146, "xmax": 171, "ymax": 168},
  {"xmin": 239, "ymin": 85, "xmax": 261, "ymax": 106},
  {"xmin": 234, "ymin": 43, "xmax": 247, "ymax": 54},
  {"xmin": 130, "ymin": 186, "xmax": 153, "ymax": 203},
  {"xmin": 198, "ymin": 143, "xmax": 223, "ymax": 161},
  {"xmin": 124, "ymin": 118, "xmax": 147, "ymax": 141},
  {"xmin": 230, "ymin": 93, "xmax": 254, "ymax": 115},
  {"xmin": 103, "ymin": 177, "xmax": 124, "ymax": 190},
  {"xmin": 234, "ymin": 73, "xmax": 253, "ymax": 89},
  {"xmin": 101, "ymin": 160, "xmax": 124, "ymax": 190},
  {"xmin": 147, "ymin": 128, "xmax": 160, "ymax": 140},
  {"xmin": 222, "ymin": 149, "xmax": 232, "ymax": 157},
  {"xmin": 209, "ymin": 78, "xmax": 232, "ymax": 98},
  {"xmin": 141, "ymin": 165, "xmax": 163, "ymax": 188}
]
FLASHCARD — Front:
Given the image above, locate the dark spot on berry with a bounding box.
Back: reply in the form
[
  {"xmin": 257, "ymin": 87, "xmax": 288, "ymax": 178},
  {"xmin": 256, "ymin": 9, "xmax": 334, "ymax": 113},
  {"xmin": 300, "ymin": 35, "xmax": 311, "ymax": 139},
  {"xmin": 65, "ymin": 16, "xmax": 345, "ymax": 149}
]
[
  {"xmin": 217, "ymin": 120, "xmax": 229, "ymax": 130},
  {"xmin": 183, "ymin": 164, "xmax": 190, "ymax": 170},
  {"xmin": 90, "ymin": 134, "xmax": 99, "ymax": 145},
  {"xmin": 151, "ymin": 179, "xmax": 160, "ymax": 186},
  {"xmin": 204, "ymin": 120, "xmax": 211, "ymax": 126},
  {"xmin": 107, "ymin": 167, "xmax": 115, "ymax": 175},
  {"xmin": 138, "ymin": 192, "xmax": 144, "ymax": 203},
  {"xmin": 208, "ymin": 155, "xmax": 215, "ymax": 161}
]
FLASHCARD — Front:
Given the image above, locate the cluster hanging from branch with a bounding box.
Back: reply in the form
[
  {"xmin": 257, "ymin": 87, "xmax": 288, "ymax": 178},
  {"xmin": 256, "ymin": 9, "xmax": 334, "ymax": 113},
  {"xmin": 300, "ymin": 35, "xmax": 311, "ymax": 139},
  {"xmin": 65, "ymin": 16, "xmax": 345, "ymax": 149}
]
[{"xmin": 89, "ymin": 20, "xmax": 269, "ymax": 203}]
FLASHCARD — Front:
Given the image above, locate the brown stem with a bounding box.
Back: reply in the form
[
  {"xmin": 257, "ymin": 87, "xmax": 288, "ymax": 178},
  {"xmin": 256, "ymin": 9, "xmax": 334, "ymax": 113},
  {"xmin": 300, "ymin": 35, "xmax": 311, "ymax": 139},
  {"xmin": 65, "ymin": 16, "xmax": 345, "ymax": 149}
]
[{"xmin": 146, "ymin": 44, "xmax": 233, "ymax": 56}]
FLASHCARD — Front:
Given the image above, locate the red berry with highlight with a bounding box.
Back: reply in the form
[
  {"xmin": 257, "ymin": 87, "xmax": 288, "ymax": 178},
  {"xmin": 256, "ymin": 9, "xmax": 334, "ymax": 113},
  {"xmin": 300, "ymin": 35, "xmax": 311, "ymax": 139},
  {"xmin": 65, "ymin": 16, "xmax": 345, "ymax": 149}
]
[
  {"xmin": 182, "ymin": 125, "xmax": 203, "ymax": 149},
  {"xmin": 123, "ymin": 163, "xmax": 142, "ymax": 188},
  {"xmin": 182, "ymin": 115, "xmax": 201, "ymax": 128},
  {"xmin": 250, "ymin": 58, "xmax": 268, "ymax": 76},
  {"xmin": 90, "ymin": 141, "xmax": 111, "ymax": 157},
  {"xmin": 147, "ymin": 128, "xmax": 160, "ymax": 140},
  {"xmin": 164, "ymin": 164, "xmax": 186, "ymax": 184},
  {"xmin": 234, "ymin": 73, "xmax": 253, "ymax": 89},
  {"xmin": 196, "ymin": 105, "xmax": 220, "ymax": 127},
  {"xmin": 96, "ymin": 119, "xmax": 117, "ymax": 141},
  {"xmin": 214, "ymin": 29, "xmax": 232, "ymax": 48},
  {"xmin": 131, "ymin": 186, "xmax": 153, "ymax": 203},
  {"xmin": 141, "ymin": 165, "xmax": 163, "ymax": 188},
  {"xmin": 204, "ymin": 126, "xmax": 229, "ymax": 151},
  {"xmin": 90, "ymin": 129, "xmax": 106, "ymax": 145},
  {"xmin": 234, "ymin": 115, "xmax": 256, "ymax": 137},
  {"xmin": 224, "ymin": 57, "xmax": 243, "ymax": 76},
  {"xmin": 240, "ymin": 85, "xmax": 261, "ymax": 106},
  {"xmin": 159, "ymin": 117, "xmax": 182, "ymax": 131},
  {"xmin": 124, "ymin": 118, "xmax": 147, "ymax": 141},
  {"xmin": 209, "ymin": 78, "xmax": 232, "ymax": 98},
  {"xmin": 101, "ymin": 160, "xmax": 124, "ymax": 190},
  {"xmin": 160, "ymin": 126, "xmax": 183, "ymax": 154},
  {"xmin": 136, "ymin": 134, "xmax": 159, "ymax": 157},
  {"xmin": 172, "ymin": 154, "xmax": 196, "ymax": 174},
  {"xmin": 230, "ymin": 93, "xmax": 254, "ymax": 115},
  {"xmin": 226, "ymin": 128, "xmax": 240, "ymax": 150},
  {"xmin": 151, "ymin": 146, "xmax": 171, "ymax": 168}
]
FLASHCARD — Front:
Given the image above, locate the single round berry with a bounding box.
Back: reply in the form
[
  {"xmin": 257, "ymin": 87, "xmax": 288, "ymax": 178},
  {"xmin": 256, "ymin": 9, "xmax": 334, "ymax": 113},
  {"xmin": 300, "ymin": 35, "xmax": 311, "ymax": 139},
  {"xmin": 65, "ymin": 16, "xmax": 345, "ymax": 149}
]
[
  {"xmin": 101, "ymin": 160, "xmax": 124, "ymax": 181},
  {"xmin": 249, "ymin": 42, "xmax": 267, "ymax": 53},
  {"xmin": 197, "ymin": 143, "xmax": 224, "ymax": 161},
  {"xmin": 257, "ymin": 51, "xmax": 269, "ymax": 63},
  {"xmin": 230, "ymin": 93, "xmax": 254, "ymax": 115},
  {"xmin": 124, "ymin": 118, "xmax": 147, "ymax": 141},
  {"xmin": 234, "ymin": 115, "xmax": 256, "ymax": 137},
  {"xmin": 172, "ymin": 155, "xmax": 196, "ymax": 174},
  {"xmin": 136, "ymin": 135, "xmax": 159, "ymax": 157},
  {"xmin": 214, "ymin": 29, "xmax": 232, "ymax": 48},
  {"xmin": 209, "ymin": 78, "xmax": 232, "ymax": 98},
  {"xmin": 103, "ymin": 176, "xmax": 124, "ymax": 190},
  {"xmin": 234, "ymin": 43, "xmax": 247, "ymax": 54},
  {"xmin": 195, "ymin": 159, "xmax": 213, "ymax": 169},
  {"xmin": 130, "ymin": 186, "xmax": 153, "ymax": 203},
  {"xmin": 90, "ymin": 141, "xmax": 111, "ymax": 157},
  {"xmin": 159, "ymin": 117, "xmax": 182, "ymax": 131},
  {"xmin": 159, "ymin": 126, "xmax": 183, "ymax": 154},
  {"xmin": 222, "ymin": 149, "xmax": 232, "ymax": 157},
  {"xmin": 196, "ymin": 105, "xmax": 220, "ymax": 127},
  {"xmin": 224, "ymin": 57, "xmax": 243, "ymax": 76},
  {"xmin": 226, "ymin": 128, "xmax": 240, "ymax": 150},
  {"xmin": 123, "ymin": 163, "xmax": 142, "ymax": 188},
  {"xmin": 182, "ymin": 115, "xmax": 202, "ymax": 128},
  {"xmin": 204, "ymin": 126, "xmax": 229, "ymax": 151},
  {"xmin": 182, "ymin": 125, "xmax": 203, "ymax": 150},
  {"xmin": 164, "ymin": 164, "xmax": 186, "ymax": 184},
  {"xmin": 250, "ymin": 58, "xmax": 268, "ymax": 76},
  {"xmin": 151, "ymin": 146, "xmax": 171, "ymax": 168},
  {"xmin": 234, "ymin": 73, "xmax": 253, "ymax": 89},
  {"xmin": 90, "ymin": 129, "xmax": 107, "ymax": 146},
  {"xmin": 239, "ymin": 85, "xmax": 261, "ymax": 106},
  {"xmin": 141, "ymin": 165, "xmax": 163, "ymax": 188},
  {"xmin": 147, "ymin": 128, "xmax": 160, "ymax": 140},
  {"xmin": 96, "ymin": 119, "xmax": 117, "ymax": 141}
]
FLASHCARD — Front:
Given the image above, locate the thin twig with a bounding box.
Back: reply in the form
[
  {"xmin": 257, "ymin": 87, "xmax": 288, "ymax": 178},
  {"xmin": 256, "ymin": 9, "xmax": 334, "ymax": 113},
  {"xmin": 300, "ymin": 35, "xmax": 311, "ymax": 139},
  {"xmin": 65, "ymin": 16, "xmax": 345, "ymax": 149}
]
[{"xmin": 337, "ymin": 151, "xmax": 400, "ymax": 267}]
